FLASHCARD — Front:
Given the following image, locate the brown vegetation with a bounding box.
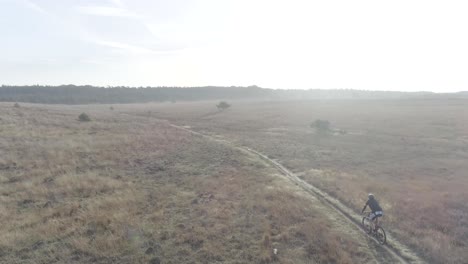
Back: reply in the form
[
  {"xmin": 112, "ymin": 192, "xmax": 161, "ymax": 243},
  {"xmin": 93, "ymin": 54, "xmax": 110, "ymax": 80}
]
[
  {"xmin": 0, "ymin": 103, "xmax": 377, "ymax": 263},
  {"xmin": 146, "ymin": 99, "xmax": 468, "ymax": 264}
]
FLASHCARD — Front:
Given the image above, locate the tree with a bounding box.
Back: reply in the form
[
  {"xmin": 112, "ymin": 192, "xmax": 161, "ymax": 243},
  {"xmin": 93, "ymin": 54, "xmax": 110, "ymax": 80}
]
[
  {"xmin": 310, "ymin": 119, "xmax": 330, "ymax": 133},
  {"xmin": 78, "ymin": 113, "xmax": 91, "ymax": 122},
  {"xmin": 216, "ymin": 101, "xmax": 231, "ymax": 111}
]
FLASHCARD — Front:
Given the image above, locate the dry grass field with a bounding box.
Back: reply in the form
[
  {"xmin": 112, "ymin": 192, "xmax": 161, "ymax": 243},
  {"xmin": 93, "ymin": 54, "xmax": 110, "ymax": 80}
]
[
  {"xmin": 0, "ymin": 102, "xmax": 396, "ymax": 263},
  {"xmin": 142, "ymin": 99, "xmax": 468, "ymax": 264}
]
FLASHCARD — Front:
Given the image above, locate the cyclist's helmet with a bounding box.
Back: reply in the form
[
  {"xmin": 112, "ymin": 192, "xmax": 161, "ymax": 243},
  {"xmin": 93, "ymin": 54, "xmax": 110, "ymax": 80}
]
[{"xmin": 368, "ymin": 193, "xmax": 374, "ymax": 199}]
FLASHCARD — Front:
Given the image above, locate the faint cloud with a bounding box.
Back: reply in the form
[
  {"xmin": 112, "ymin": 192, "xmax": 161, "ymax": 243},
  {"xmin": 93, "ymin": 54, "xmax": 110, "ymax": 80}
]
[
  {"xmin": 108, "ymin": 0, "xmax": 125, "ymax": 8},
  {"xmin": 21, "ymin": 0, "xmax": 48, "ymax": 15},
  {"xmin": 93, "ymin": 40, "xmax": 179, "ymax": 55},
  {"xmin": 77, "ymin": 5, "xmax": 140, "ymax": 18},
  {"xmin": 73, "ymin": 2, "xmax": 184, "ymax": 56},
  {"xmin": 80, "ymin": 58, "xmax": 109, "ymax": 65}
]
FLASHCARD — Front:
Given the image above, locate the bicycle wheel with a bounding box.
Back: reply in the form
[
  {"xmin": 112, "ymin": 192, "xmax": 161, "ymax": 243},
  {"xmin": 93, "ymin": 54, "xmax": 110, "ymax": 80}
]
[
  {"xmin": 362, "ymin": 217, "xmax": 371, "ymax": 234},
  {"xmin": 375, "ymin": 226, "xmax": 386, "ymax": 245}
]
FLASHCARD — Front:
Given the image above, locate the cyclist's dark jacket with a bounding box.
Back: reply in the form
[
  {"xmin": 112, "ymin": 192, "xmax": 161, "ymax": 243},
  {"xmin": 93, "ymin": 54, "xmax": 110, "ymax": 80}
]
[{"xmin": 362, "ymin": 198, "xmax": 382, "ymax": 213}]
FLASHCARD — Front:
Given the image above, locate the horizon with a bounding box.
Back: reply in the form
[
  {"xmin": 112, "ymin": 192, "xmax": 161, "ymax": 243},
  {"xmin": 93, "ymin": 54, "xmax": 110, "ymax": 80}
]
[
  {"xmin": 1, "ymin": 0, "xmax": 468, "ymax": 92},
  {"xmin": 1, "ymin": 84, "xmax": 466, "ymax": 94}
]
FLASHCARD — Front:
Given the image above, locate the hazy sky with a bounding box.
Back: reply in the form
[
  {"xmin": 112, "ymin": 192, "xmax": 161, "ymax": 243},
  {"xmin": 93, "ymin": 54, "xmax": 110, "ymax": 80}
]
[{"xmin": 1, "ymin": 0, "xmax": 467, "ymax": 92}]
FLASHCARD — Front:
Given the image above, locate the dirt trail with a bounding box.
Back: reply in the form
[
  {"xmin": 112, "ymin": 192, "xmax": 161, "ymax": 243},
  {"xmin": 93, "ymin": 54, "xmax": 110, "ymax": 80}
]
[
  {"xmin": 121, "ymin": 109, "xmax": 428, "ymax": 263},
  {"xmin": 160, "ymin": 121, "xmax": 427, "ymax": 264},
  {"xmin": 243, "ymin": 147, "xmax": 424, "ymax": 264},
  {"xmin": 119, "ymin": 111, "xmax": 423, "ymax": 263}
]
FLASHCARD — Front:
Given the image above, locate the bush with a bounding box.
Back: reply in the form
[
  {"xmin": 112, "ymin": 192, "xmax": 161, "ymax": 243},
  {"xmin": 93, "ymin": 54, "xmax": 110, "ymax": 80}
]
[
  {"xmin": 109, "ymin": 106, "xmax": 114, "ymax": 111},
  {"xmin": 216, "ymin": 101, "xmax": 231, "ymax": 111},
  {"xmin": 78, "ymin": 113, "xmax": 91, "ymax": 122},
  {"xmin": 13, "ymin": 102, "xmax": 20, "ymax": 108},
  {"xmin": 311, "ymin": 119, "xmax": 330, "ymax": 133}
]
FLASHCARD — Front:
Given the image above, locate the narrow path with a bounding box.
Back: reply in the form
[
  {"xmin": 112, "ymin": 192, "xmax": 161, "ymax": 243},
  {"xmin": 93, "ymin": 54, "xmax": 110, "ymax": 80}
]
[
  {"xmin": 243, "ymin": 147, "xmax": 422, "ymax": 264},
  {"xmin": 163, "ymin": 122, "xmax": 426, "ymax": 264},
  {"xmin": 118, "ymin": 112, "xmax": 424, "ymax": 263}
]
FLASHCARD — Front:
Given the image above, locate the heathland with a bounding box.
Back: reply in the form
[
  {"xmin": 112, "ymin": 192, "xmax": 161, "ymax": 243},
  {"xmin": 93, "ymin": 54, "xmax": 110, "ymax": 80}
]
[
  {"xmin": 144, "ymin": 99, "xmax": 468, "ymax": 264},
  {"xmin": 1, "ymin": 102, "xmax": 399, "ymax": 263},
  {"xmin": 2, "ymin": 98, "xmax": 466, "ymax": 263}
]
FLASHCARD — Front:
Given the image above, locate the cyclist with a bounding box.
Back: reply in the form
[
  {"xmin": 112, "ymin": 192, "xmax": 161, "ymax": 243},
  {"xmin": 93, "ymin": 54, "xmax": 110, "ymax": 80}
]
[{"xmin": 361, "ymin": 193, "xmax": 383, "ymax": 232}]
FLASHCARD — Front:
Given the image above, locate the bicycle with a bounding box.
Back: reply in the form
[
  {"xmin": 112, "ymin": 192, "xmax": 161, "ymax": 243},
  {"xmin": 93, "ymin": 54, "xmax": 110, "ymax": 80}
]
[{"xmin": 362, "ymin": 211, "xmax": 386, "ymax": 245}]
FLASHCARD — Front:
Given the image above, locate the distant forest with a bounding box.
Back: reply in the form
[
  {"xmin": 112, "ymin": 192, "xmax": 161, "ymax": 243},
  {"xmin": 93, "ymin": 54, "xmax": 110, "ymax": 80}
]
[{"xmin": 0, "ymin": 85, "xmax": 467, "ymax": 104}]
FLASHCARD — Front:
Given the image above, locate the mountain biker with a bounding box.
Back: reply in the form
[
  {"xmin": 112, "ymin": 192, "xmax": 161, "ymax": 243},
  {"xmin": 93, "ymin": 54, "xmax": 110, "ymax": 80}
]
[{"xmin": 361, "ymin": 193, "xmax": 383, "ymax": 232}]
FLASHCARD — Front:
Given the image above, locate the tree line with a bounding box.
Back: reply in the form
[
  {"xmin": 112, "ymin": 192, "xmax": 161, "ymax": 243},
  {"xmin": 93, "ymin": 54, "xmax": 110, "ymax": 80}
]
[
  {"xmin": 0, "ymin": 85, "xmax": 270, "ymax": 104},
  {"xmin": 0, "ymin": 85, "xmax": 465, "ymax": 104}
]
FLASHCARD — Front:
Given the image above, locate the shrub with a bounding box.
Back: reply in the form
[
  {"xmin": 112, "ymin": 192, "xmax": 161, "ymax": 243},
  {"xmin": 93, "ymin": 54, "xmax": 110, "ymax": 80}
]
[
  {"xmin": 110, "ymin": 106, "xmax": 114, "ymax": 111},
  {"xmin": 311, "ymin": 119, "xmax": 330, "ymax": 133},
  {"xmin": 14, "ymin": 102, "xmax": 20, "ymax": 108},
  {"xmin": 78, "ymin": 113, "xmax": 91, "ymax": 122},
  {"xmin": 216, "ymin": 101, "xmax": 231, "ymax": 111}
]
